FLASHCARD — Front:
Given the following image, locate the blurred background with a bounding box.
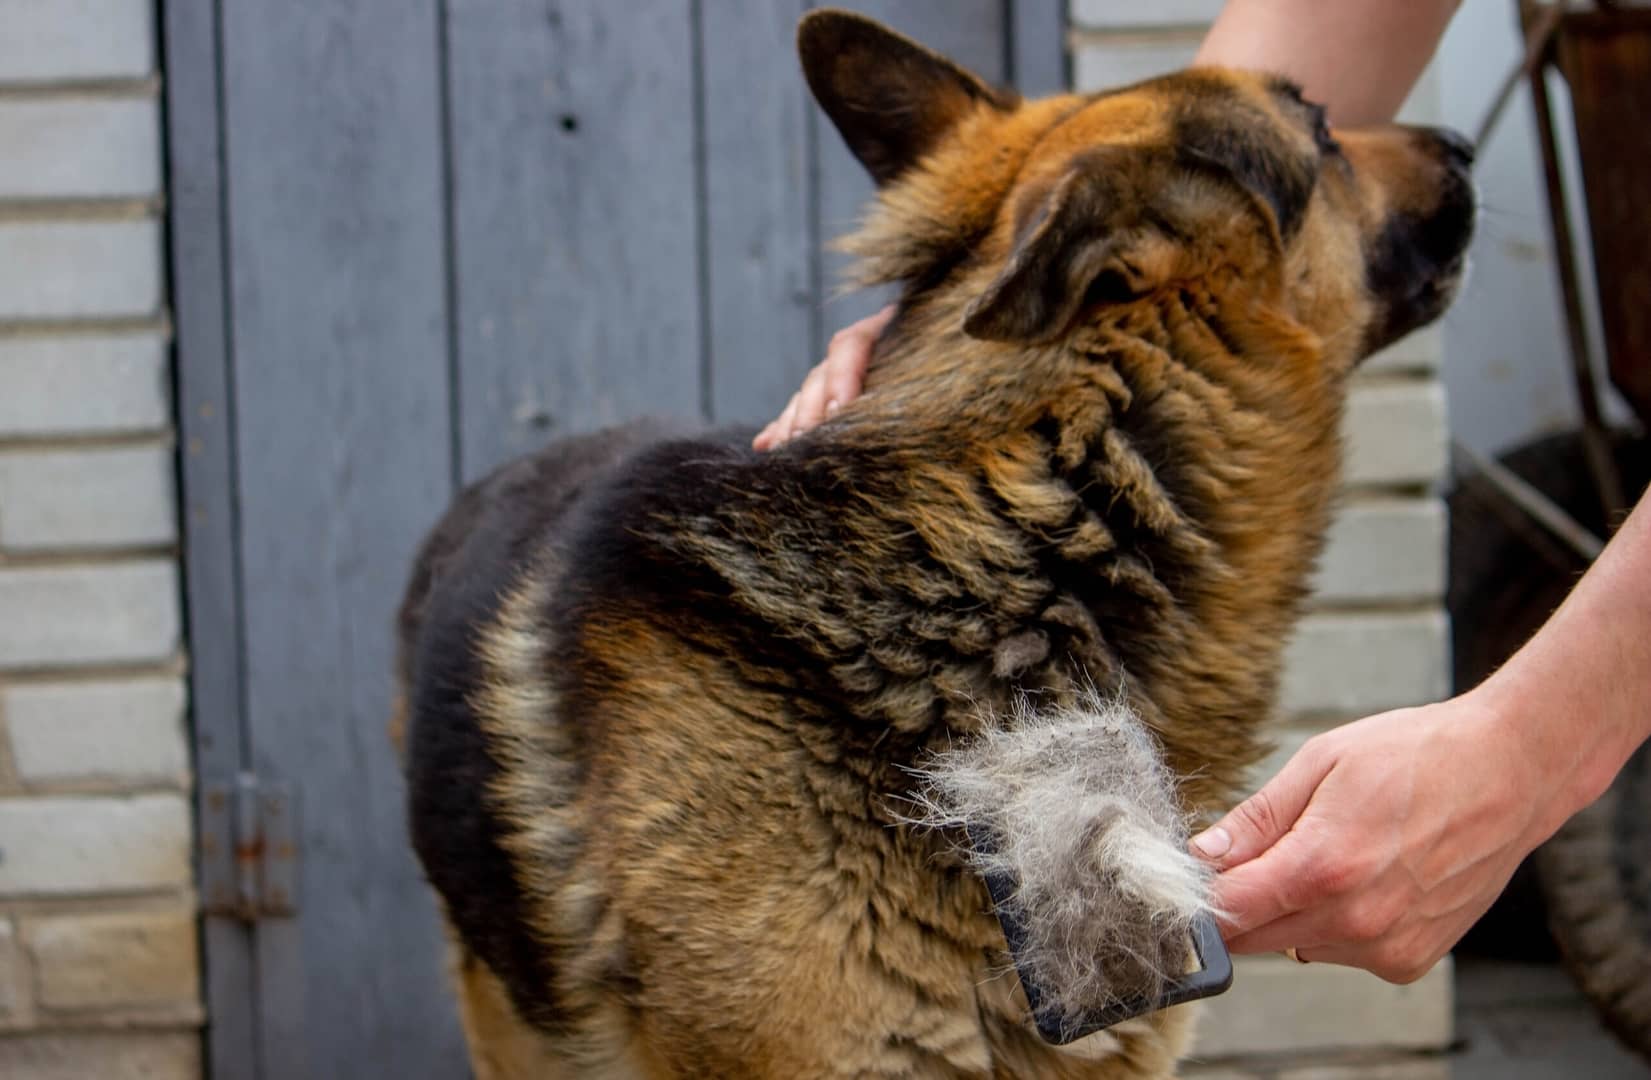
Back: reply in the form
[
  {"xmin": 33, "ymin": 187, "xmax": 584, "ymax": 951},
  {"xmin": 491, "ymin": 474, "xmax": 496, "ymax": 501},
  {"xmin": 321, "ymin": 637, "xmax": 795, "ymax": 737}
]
[{"xmin": 0, "ymin": 1, "xmax": 1644, "ymax": 1077}]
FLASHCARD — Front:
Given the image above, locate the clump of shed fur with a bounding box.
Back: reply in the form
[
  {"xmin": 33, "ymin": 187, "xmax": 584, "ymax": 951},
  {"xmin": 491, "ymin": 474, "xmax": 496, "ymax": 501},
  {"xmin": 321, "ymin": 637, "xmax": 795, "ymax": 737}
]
[{"xmin": 907, "ymin": 688, "xmax": 1214, "ymax": 1033}]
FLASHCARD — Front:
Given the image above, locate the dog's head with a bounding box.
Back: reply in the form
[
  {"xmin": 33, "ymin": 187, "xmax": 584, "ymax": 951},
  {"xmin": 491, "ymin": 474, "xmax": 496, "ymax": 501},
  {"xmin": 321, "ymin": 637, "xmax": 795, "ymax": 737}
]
[{"xmin": 799, "ymin": 10, "xmax": 1474, "ymax": 367}]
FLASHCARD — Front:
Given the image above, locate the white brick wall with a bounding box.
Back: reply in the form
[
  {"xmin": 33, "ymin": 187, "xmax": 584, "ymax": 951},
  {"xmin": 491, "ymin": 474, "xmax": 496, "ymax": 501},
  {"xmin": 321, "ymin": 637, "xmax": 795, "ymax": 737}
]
[
  {"xmin": 0, "ymin": 98, "xmax": 161, "ymax": 199},
  {"xmin": 24, "ymin": 910, "xmax": 199, "ymax": 1015},
  {"xmin": 0, "ymin": 1, "xmax": 197, "ymax": 1073},
  {"xmin": 0, "ymin": 335, "xmax": 170, "ymax": 436},
  {"xmin": 1280, "ymin": 611, "xmax": 1451, "ymax": 716},
  {"xmin": 0, "ymin": 563, "xmax": 181, "ymax": 668},
  {"xmin": 0, "ymin": 919, "xmax": 24, "ymax": 1029},
  {"xmin": 0, "ymin": 1033, "xmax": 199, "ymax": 1080},
  {"xmin": 0, "ymin": 445, "xmax": 177, "ymax": 550},
  {"xmin": 1074, "ymin": 36, "xmax": 1199, "ymax": 90},
  {"xmin": 1194, "ymin": 956, "xmax": 1454, "ymax": 1057},
  {"xmin": 0, "ymin": 3, "xmax": 155, "ymax": 84},
  {"xmin": 1311, "ymin": 498, "xmax": 1446, "ymax": 605},
  {"xmin": 0, "ymin": 221, "xmax": 164, "ymax": 320},
  {"xmin": 1342, "ymin": 381, "xmax": 1449, "ymax": 488},
  {"xmin": 1072, "ymin": 4, "xmax": 1456, "ymax": 1074},
  {"xmin": 5, "ymin": 678, "xmax": 188, "ymax": 786},
  {"xmin": 0, "ymin": 795, "xmax": 190, "ymax": 897}
]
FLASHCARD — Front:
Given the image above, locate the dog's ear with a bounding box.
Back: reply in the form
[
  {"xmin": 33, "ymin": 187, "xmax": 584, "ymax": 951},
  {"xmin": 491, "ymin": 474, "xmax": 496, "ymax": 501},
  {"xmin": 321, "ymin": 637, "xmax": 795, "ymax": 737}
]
[
  {"xmin": 1175, "ymin": 122, "xmax": 1316, "ymax": 243},
  {"xmin": 963, "ymin": 152, "xmax": 1155, "ymax": 344},
  {"xmin": 798, "ymin": 10, "xmax": 1007, "ymax": 186}
]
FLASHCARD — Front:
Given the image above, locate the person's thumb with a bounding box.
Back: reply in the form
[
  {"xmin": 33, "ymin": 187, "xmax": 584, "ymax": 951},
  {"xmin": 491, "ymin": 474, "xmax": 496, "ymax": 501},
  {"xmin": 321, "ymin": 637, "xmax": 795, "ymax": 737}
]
[{"xmin": 1190, "ymin": 741, "xmax": 1333, "ymax": 870}]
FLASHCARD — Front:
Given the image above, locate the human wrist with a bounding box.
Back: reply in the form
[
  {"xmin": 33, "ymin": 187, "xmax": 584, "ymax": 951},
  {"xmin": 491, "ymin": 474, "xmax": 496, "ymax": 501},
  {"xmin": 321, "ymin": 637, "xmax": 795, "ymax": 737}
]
[
  {"xmin": 1465, "ymin": 496, "xmax": 1651, "ymax": 839},
  {"xmin": 1468, "ymin": 656, "xmax": 1623, "ymax": 848}
]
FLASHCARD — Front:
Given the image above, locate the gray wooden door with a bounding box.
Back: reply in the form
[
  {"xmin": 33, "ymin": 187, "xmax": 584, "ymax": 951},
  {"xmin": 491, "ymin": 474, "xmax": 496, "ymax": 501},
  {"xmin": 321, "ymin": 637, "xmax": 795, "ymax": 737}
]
[{"xmin": 164, "ymin": 2, "xmax": 1065, "ymax": 1075}]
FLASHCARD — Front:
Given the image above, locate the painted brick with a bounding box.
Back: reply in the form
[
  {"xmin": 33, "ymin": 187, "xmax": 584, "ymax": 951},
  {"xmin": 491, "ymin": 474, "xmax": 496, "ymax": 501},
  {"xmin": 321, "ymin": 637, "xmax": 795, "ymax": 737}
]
[
  {"xmin": 0, "ymin": 794, "xmax": 190, "ymax": 896},
  {"xmin": 0, "ymin": 97, "xmax": 161, "ymax": 199},
  {"xmin": 0, "ymin": 1032, "xmax": 199, "ymax": 1080},
  {"xmin": 0, "ymin": 445, "xmax": 176, "ymax": 551},
  {"xmin": 4, "ymin": 677, "xmax": 188, "ymax": 785},
  {"xmin": 0, "ymin": 220, "xmax": 162, "ymax": 320},
  {"xmin": 1278, "ymin": 1061, "xmax": 1450, "ymax": 1080},
  {"xmin": 1363, "ymin": 325, "xmax": 1443, "ymax": 375},
  {"xmin": 1073, "ymin": 38, "xmax": 1199, "ymax": 93},
  {"xmin": 0, "ymin": 333, "xmax": 169, "ymax": 436},
  {"xmin": 0, "ymin": 1, "xmax": 156, "ymax": 82},
  {"xmin": 0, "ymin": 562, "xmax": 180, "ymax": 668},
  {"xmin": 1072, "ymin": 0, "xmax": 1223, "ymax": 28},
  {"xmin": 1194, "ymin": 954, "xmax": 1453, "ymax": 1057},
  {"xmin": 1279, "ymin": 610, "xmax": 1450, "ymax": 716},
  {"xmin": 24, "ymin": 909, "xmax": 197, "ymax": 1012},
  {"xmin": 1311, "ymin": 497, "xmax": 1446, "ymax": 604},
  {"xmin": 0, "ymin": 917, "xmax": 26, "ymax": 1026},
  {"xmin": 1342, "ymin": 381, "xmax": 1449, "ymax": 488}
]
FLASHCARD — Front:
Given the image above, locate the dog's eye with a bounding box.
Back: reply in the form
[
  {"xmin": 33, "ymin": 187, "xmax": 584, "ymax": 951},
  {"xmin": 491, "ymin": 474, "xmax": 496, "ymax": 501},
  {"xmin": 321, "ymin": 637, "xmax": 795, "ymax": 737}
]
[{"xmin": 1308, "ymin": 103, "xmax": 1341, "ymax": 156}]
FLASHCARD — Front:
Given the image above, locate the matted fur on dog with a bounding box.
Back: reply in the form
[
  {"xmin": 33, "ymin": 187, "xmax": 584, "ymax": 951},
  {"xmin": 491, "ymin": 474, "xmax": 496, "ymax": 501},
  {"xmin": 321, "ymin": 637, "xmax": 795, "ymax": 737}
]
[{"xmin": 396, "ymin": 10, "xmax": 1475, "ymax": 1078}]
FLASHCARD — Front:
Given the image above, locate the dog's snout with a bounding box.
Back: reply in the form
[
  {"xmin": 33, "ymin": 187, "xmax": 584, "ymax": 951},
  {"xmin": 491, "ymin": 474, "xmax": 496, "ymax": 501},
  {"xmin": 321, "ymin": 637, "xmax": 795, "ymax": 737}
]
[{"xmin": 1422, "ymin": 125, "xmax": 1476, "ymax": 169}]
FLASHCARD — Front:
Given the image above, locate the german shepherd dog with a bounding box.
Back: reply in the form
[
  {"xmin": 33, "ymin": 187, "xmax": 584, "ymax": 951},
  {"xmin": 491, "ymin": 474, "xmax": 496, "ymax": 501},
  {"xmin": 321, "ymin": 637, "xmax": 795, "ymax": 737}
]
[{"xmin": 398, "ymin": 10, "xmax": 1475, "ymax": 1077}]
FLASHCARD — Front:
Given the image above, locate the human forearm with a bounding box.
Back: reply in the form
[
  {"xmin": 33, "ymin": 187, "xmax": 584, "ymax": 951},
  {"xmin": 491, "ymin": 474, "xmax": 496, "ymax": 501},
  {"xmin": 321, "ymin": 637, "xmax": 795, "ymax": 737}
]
[
  {"xmin": 1194, "ymin": 0, "xmax": 1462, "ymax": 125},
  {"xmin": 1473, "ymin": 494, "xmax": 1651, "ymax": 843}
]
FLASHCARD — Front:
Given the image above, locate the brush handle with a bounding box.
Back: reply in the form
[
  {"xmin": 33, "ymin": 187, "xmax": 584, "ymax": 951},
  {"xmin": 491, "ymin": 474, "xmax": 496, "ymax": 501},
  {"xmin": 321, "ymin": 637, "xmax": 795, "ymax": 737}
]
[{"xmin": 970, "ymin": 825, "xmax": 1233, "ymax": 1045}]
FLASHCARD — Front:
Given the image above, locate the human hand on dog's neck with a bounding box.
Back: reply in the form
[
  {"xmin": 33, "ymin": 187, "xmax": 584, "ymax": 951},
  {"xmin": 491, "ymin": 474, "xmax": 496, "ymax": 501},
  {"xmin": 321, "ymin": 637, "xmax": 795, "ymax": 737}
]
[{"xmin": 1195, "ymin": 0, "xmax": 1460, "ymax": 127}]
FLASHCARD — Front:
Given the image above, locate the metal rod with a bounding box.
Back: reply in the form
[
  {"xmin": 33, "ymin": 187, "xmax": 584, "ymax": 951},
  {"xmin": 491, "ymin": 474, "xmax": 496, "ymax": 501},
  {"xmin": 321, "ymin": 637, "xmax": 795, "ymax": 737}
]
[
  {"xmin": 1454, "ymin": 439, "xmax": 1605, "ymax": 563},
  {"xmin": 1475, "ymin": 2, "xmax": 1564, "ymax": 149},
  {"xmin": 1523, "ymin": 4, "xmax": 1629, "ymax": 517}
]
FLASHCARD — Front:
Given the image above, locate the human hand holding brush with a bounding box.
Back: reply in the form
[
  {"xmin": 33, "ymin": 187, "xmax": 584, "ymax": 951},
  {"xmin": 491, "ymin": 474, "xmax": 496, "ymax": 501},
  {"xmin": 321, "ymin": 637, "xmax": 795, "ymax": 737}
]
[{"xmin": 1194, "ymin": 495, "xmax": 1651, "ymax": 981}]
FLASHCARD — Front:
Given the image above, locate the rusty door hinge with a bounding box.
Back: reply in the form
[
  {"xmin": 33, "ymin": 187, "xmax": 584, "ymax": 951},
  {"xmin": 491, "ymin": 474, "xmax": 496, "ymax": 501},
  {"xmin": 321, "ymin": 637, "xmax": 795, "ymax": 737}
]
[{"xmin": 200, "ymin": 773, "xmax": 299, "ymax": 920}]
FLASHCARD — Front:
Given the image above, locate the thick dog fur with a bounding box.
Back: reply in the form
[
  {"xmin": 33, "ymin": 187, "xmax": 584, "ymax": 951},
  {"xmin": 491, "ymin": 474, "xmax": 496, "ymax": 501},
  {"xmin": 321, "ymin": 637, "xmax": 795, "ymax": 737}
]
[{"xmin": 397, "ymin": 11, "xmax": 1476, "ymax": 1078}]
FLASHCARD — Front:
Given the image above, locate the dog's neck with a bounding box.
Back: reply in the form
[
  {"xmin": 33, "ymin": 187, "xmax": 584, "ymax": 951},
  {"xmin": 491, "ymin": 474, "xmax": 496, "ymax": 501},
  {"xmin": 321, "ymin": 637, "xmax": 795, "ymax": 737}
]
[{"xmin": 663, "ymin": 282, "xmax": 1343, "ymax": 796}]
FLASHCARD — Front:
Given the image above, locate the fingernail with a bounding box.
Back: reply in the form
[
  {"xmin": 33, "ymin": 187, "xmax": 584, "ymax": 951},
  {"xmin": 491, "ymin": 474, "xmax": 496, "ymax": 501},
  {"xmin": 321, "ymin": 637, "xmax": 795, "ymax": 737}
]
[
  {"xmin": 1191, "ymin": 827, "xmax": 1231, "ymax": 859},
  {"xmin": 826, "ymin": 399, "xmax": 840, "ymax": 416}
]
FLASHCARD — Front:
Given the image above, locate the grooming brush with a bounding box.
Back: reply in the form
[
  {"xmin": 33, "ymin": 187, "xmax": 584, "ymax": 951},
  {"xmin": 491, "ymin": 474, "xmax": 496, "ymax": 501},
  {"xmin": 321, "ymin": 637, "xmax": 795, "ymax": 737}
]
[
  {"xmin": 971, "ymin": 827, "xmax": 1232, "ymax": 1044},
  {"xmin": 914, "ymin": 692, "xmax": 1236, "ymax": 1044}
]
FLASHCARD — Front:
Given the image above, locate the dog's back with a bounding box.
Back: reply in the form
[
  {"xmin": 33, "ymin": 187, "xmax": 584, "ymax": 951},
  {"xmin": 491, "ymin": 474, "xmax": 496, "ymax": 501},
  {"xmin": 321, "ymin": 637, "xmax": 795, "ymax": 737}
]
[
  {"xmin": 398, "ymin": 420, "xmax": 683, "ymax": 995},
  {"xmin": 400, "ymin": 422, "xmax": 1206, "ymax": 1078}
]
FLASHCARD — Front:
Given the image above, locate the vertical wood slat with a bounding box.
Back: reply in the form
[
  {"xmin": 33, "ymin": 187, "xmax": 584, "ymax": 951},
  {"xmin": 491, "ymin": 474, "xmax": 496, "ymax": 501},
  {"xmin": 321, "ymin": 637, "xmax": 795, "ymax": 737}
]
[
  {"xmin": 161, "ymin": 1, "xmax": 258, "ymax": 1076},
  {"xmin": 813, "ymin": 2, "xmax": 1011, "ymax": 355},
  {"xmin": 216, "ymin": 0, "xmax": 464, "ymax": 1074},
  {"xmin": 447, "ymin": 0, "xmax": 702, "ymax": 479},
  {"xmin": 1010, "ymin": 0, "xmax": 1070, "ymax": 97},
  {"xmin": 700, "ymin": 0, "xmax": 818, "ymax": 425}
]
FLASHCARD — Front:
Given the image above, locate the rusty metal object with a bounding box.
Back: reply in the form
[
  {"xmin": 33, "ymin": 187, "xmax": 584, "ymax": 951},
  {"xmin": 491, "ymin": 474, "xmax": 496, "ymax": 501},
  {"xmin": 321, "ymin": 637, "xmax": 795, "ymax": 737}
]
[
  {"xmin": 1476, "ymin": 3, "xmax": 1564, "ymax": 148},
  {"xmin": 1451, "ymin": 439, "xmax": 1604, "ymax": 561},
  {"xmin": 1518, "ymin": 1, "xmax": 1630, "ymax": 517},
  {"xmin": 1549, "ymin": 5, "xmax": 1651, "ymax": 427}
]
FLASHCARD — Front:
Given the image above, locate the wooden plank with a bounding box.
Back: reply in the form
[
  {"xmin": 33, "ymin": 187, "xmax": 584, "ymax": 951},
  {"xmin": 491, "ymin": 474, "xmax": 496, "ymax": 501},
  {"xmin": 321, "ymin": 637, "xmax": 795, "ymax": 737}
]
[
  {"xmin": 700, "ymin": 0, "xmax": 819, "ymax": 424},
  {"xmin": 1011, "ymin": 0, "xmax": 1070, "ymax": 97},
  {"xmin": 159, "ymin": 1, "xmax": 256, "ymax": 1076},
  {"xmin": 447, "ymin": 0, "xmax": 702, "ymax": 478},
  {"xmin": 217, "ymin": 0, "xmax": 466, "ymax": 1074},
  {"xmin": 813, "ymin": 1, "xmax": 1010, "ymax": 352}
]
